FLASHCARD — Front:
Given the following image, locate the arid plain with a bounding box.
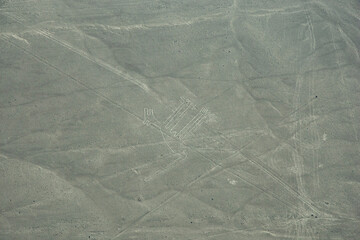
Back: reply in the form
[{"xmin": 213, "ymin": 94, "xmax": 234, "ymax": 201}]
[{"xmin": 1, "ymin": 0, "xmax": 359, "ymax": 239}]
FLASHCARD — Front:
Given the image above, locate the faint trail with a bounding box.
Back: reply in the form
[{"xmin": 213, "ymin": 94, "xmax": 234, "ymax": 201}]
[
  {"xmin": 197, "ymin": 86, "xmax": 233, "ymax": 108},
  {"xmin": 0, "ymin": 11, "xmax": 25, "ymax": 24},
  {"xmin": 1, "ymin": 3, "xmax": 228, "ymax": 29},
  {"xmin": 168, "ymin": 103, "xmax": 192, "ymax": 134},
  {"xmin": 240, "ymin": 148, "xmax": 320, "ymax": 215},
  {"xmin": 0, "ymin": 35, "xmax": 141, "ymax": 121},
  {"xmin": 303, "ymin": 1, "xmax": 321, "ymax": 196},
  {"xmin": 100, "ymin": 161, "xmax": 154, "ymax": 182},
  {"xmin": 292, "ymin": 73, "xmax": 311, "ymax": 204},
  {"xmin": 35, "ymin": 29, "xmax": 153, "ymax": 95},
  {"xmin": 110, "ymin": 191, "xmax": 181, "ymax": 239},
  {"xmin": 306, "ymin": 49, "xmax": 321, "ymax": 195},
  {"xmin": 328, "ymin": 22, "xmax": 359, "ymax": 142},
  {"xmin": 194, "ymin": 100, "xmax": 324, "ymax": 216},
  {"xmin": 185, "ymin": 137, "xmax": 309, "ymax": 215},
  {"xmin": 287, "ymin": 16, "xmax": 316, "ymax": 223},
  {"xmin": 177, "ymin": 109, "xmax": 205, "ymax": 138},
  {"xmin": 2, "ymin": 33, "xmax": 29, "ymax": 45},
  {"xmin": 179, "ymin": 109, "xmax": 208, "ymax": 140},
  {"xmin": 305, "ymin": 8, "xmax": 316, "ymax": 51},
  {"xmin": 143, "ymin": 152, "xmax": 187, "ymax": 182},
  {"xmin": 110, "ymin": 135, "xmax": 307, "ymax": 239},
  {"xmin": 152, "ymin": 112, "xmax": 176, "ymax": 153},
  {"xmin": 185, "ymin": 111, "xmax": 208, "ymax": 136},
  {"xmin": 275, "ymin": 96, "xmax": 318, "ymax": 127},
  {"xmin": 221, "ymin": 4, "xmax": 317, "ymax": 213},
  {"xmin": 287, "ymin": 11, "xmax": 319, "ymax": 237},
  {"xmin": 164, "ymin": 98, "xmax": 189, "ymax": 128},
  {"xmin": 206, "ymin": 225, "xmax": 271, "ymax": 239},
  {"xmin": 86, "ymin": 11, "xmax": 228, "ymax": 31},
  {"xmin": 226, "ymin": 0, "xmax": 322, "ymax": 216},
  {"xmin": 229, "ymin": 0, "xmax": 238, "ymax": 36},
  {"xmin": 160, "ymin": 129, "xmax": 175, "ymax": 153},
  {"xmin": 321, "ymin": 4, "xmax": 359, "ymax": 142},
  {"xmin": 0, "ymin": 0, "xmax": 158, "ymax": 14},
  {"xmin": 2, "ymin": 9, "xmax": 159, "ymax": 100},
  {"xmin": 336, "ymin": 25, "xmax": 360, "ymax": 61}
]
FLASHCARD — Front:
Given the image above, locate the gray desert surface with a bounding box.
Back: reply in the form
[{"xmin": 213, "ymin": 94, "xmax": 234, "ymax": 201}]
[{"xmin": 0, "ymin": 0, "xmax": 359, "ymax": 239}]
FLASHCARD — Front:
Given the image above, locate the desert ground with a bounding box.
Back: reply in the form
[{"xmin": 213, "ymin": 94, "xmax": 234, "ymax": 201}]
[{"xmin": 0, "ymin": 0, "xmax": 359, "ymax": 239}]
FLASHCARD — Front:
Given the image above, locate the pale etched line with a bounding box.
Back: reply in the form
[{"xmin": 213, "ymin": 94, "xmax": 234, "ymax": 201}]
[
  {"xmin": 305, "ymin": 9, "xmax": 316, "ymax": 51},
  {"xmin": 337, "ymin": 26, "xmax": 360, "ymax": 61},
  {"xmin": 111, "ymin": 191, "xmax": 182, "ymax": 240},
  {"xmin": 151, "ymin": 111, "xmax": 172, "ymax": 135},
  {"xmin": 181, "ymin": 134, "xmax": 278, "ymax": 197},
  {"xmin": 84, "ymin": 12, "xmax": 225, "ymax": 31},
  {"xmin": 292, "ymin": 75, "xmax": 309, "ymax": 201},
  {"xmin": 165, "ymin": 100, "xmax": 191, "ymax": 130},
  {"xmin": 177, "ymin": 110, "xmax": 205, "ymax": 139},
  {"xmin": 5, "ymin": 33, "xmax": 30, "ymax": 45},
  {"xmin": 35, "ymin": 29, "xmax": 151, "ymax": 93},
  {"xmin": 142, "ymin": 108, "xmax": 154, "ymax": 126},
  {"xmin": 329, "ymin": 25, "xmax": 359, "ymax": 141},
  {"xmin": 202, "ymin": 112, "xmax": 323, "ymax": 215},
  {"xmin": 143, "ymin": 108, "xmax": 149, "ymax": 125},
  {"xmin": 1, "ymin": 11, "xmax": 25, "ymax": 24},
  {"xmin": 227, "ymin": 166, "xmax": 304, "ymax": 217},
  {"xmin": 195, "ymin": 147, "xmax": 236, "ymax": 152},
  {"xmin": 276, "ymin": 97, "xmax": 317, "ymax": 127},
  {"xmin": 0, "ymin": 36, "xmax": 140, "ymax": 121},
  {"xmin": 0, "ymin": 0, "xmax": 155, "ymax": 12},
  {"xmin": 180, "ymin": 115, "xmax": 206, "ymax": 139},
  {"xmin": 183, "ymin": 150, "xmax": 242, "ymax": 186},
  {"xmin": 182, "ymin": 109, "xmax": 209, "ymax": 138},
  {"xmin": 306, "ymin": 47, "xmax": 321, "ymax": 194},
  {"xmin": 176, "ymin": 107, "xmax": 207, "ymax": 136},
  {"xmin": 102, "ymin": 163, "xmax": 152, "ymax": 181},
  {"xmin": 143, "ymin": 152, "xmax": 187, "ymax": 182},
  {"xmin": 206, "ymin": 226, "xmax": 267, "ymax": 239},
  {"xmin": 197, "ymin": 86, "xmax": 233, "ymax": 109},
  {"xmin": 169, "ymin": 103, "xmax": 192, "ymax": 131},
  {"xmin": 179, "ymin": 113, "xmax": 207, "ymax": 140},
  {"xmin": 160, "ymin": 129, "xmax": 175, "ymax": 153},
  {"xmin": 241, "ymin": 149, "xmax": 321, "ymax": 216},
  {"xmin": 0, "ymin": 34, "xmax": 9, "ymax": 41},
  {"xmin": 188, "ymin": 112, "xmax": 208, "ymax": 133},
  {"xmin": 168, "ymin": 103, "xmax": 192, "ymax": 134},
  {"xmin": 112, "ymin": 140, "xmax": 263, "ymax": 239},
  {"xmin": 163, "ymin": 98, "xmax": 187, "ymax": 126},
  {"xmin": 290, "ymin": 21, "xmax": 317, "ymax": 212},
  {"xmin": 111, "ymin": 129, "xmax": 309, "ymax": 240},
  {"xmin": 164, "ymin": 99, "xmax": 190, "ymax": 129},
  {"xmin": 229, "ymin": 0, "xmax": 238, "ymax": 39}
]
